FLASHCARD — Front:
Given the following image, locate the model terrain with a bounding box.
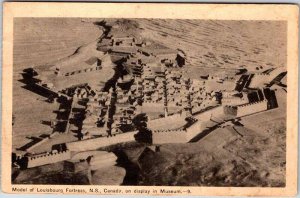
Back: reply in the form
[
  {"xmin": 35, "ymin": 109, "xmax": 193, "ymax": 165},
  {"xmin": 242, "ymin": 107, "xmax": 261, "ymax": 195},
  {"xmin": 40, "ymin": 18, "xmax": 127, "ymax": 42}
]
[{"xmin": 12, "ymin": 18, "xmax": 287, "ymax": 186}]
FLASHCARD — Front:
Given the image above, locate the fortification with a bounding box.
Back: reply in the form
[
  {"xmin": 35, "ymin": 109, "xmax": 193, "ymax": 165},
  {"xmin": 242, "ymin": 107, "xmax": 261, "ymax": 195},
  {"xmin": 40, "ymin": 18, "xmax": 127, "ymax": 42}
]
[
  {"xmin": 224, "ymin": 100, "xmax": 268, "ymax": 117},
  {"xmin": 66, "ymin": 131, "xmax": 138, "ymax": 152},
  {"xmin": 26, "ymin": 150, "xmax": 71, "ymax": 168},
  {"xmin": 248, "ymin": 73, "xmax": 270, "ymax": 88},
  {"xmin": 222, "ymin": 97, "xmax": 248, "ymax": 106},
  {"xmin": 148, "ymin": 113, "xmax": 186, "ymax": 131},
  {"xmin": 268, "ymin": 67, "xmax": 286, "ymax": 80},
  {"xmin": 153, "ymin": 106, "xmax": 223, "ymax": 143},
  {"xmin": 25, "ymin": 132, "xmax": 60, "ymax": 153},
  {"xmin": 152, "ymin": 129, "xmax": 187, "ymax": 144},
  {"xmin": 186, "ymin": 119, "xmax": 205, "ymax": 141},
  {"xmin": 236, "ymin": 100, "xmax": 268, "ymax": 117},
  {"xmin": 151, "ymin": 116, "xmax": 206, "ymax": 144},
  {"xmin": 64, "ymin": 66, "xmax": 102, "ymax": 77}
]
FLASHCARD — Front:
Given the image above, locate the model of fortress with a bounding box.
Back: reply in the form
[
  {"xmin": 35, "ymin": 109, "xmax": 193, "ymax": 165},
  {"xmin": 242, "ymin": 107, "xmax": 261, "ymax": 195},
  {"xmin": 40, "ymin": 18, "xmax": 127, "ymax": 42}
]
[
  {"xmin": 16, "ymin": 19, "xmax": 287, "ymax": 174},
  {"xmin": 224, "ymin": 100, "xmax": 268, "ymax": 117}
]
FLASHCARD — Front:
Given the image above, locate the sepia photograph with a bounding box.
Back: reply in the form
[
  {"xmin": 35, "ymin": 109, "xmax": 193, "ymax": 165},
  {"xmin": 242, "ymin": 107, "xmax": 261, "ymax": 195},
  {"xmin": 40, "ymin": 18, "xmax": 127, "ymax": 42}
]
[{"xmin": 2, "ymin": 3, "xmax": 298, "ymax": 196}]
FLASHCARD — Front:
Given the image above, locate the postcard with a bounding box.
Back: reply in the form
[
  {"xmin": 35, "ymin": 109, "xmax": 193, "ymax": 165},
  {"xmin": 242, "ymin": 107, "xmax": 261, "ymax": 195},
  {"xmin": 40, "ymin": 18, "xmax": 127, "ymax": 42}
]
[{"xmin": 2, "ymin": 2, "xmax": 299, "ymax": 196}]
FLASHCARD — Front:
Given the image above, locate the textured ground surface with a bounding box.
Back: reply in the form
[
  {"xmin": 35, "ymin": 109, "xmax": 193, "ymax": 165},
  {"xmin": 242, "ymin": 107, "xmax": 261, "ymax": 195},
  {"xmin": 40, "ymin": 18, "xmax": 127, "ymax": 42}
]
[{"xmin": 138, "ymin": 19, "xmax": 286, "ymax": 78}]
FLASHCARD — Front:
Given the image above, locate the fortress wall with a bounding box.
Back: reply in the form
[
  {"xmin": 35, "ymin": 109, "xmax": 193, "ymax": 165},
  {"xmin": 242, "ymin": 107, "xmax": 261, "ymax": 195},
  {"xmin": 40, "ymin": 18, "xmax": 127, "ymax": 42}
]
[
  {"xmin": 66, "ymin": 131, "xmax": 138, "ymax": 152},
  {"xmin": 186, "ymin": 120, "xmax": 205, "ymax": 142},
  {"xmin": 222, "ymin": 97, "xmax": 248, "ymax": 106},
  {"xmin": 27, "ymin": 150, "xmax": 71, "ymax": 168},
  {"xmin": 148, "ymin": 113, "xmax": 186, "ymax": 131},
  {"xmin": 248, "ymin": 74, "xmax": 270, "ymax": 88},
  {"xmin": 149, "ymin": 113, "xmax": 181, "ymax": 124},
  {"xmin": 63, "ymin": 65, "xmax": 101, "ymax": 76},
  {"xmin": 26, "ymin": 137, "xmax": 50, "ymax": 153},
  {"xmin": 152, "ymin": 129, "xmax": 187, "ymax": 144},
  {"xmin": 193, "ymin": 106, "xmax": 223, "ymax": 121},
  {"xmin": 32, "ymin": 83, "xmax": 59, "ymax": 98},
  {"xmin": 268, "ymin": 67, "xmax": 286, "ymax": 80},
  {"xmin": 236, "ymin": 100, "xmax": 268, "ymax": 117}
]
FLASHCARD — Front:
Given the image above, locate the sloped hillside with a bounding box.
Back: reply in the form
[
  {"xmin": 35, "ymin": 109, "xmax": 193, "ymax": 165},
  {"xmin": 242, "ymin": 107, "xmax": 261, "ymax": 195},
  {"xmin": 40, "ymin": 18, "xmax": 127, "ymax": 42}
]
[{"xmin": 138, "ymin": 19, "xmax": 286, "ymax": 76}]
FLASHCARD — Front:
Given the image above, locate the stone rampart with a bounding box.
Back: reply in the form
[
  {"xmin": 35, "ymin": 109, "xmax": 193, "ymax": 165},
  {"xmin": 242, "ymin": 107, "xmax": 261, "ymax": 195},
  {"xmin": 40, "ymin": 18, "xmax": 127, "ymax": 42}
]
[
  {"xmin": 186, "ymin": 120, "xmax": 205, "ymax": 141},
  {"xmin": 222, "ymin": 97, "xmax": 248, "ymax": 106},
  {"xmin": 248, "ymin": 74, "xmax": 270, "ymax": 88},
  {"xmin": 64, "ymin": 66, "xmax": 101, "ymax": 76},
  {"xmin": 268, "ymin": 67, "xmax": 286, "ymax": 80},
  {"xmin": 236, "ymin": 100, "xmax": 268, "ymax": 117},
  {"xmin": 66, "ymin": 131, "xmax": 138, "ymax": 152},
  {"xmin": 27, "ymin": 150, "xmax": 71, "ymax": 168},
  {"xmin": 152, "ymin": 129, "xmax": 187, "ymax": 144}
]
